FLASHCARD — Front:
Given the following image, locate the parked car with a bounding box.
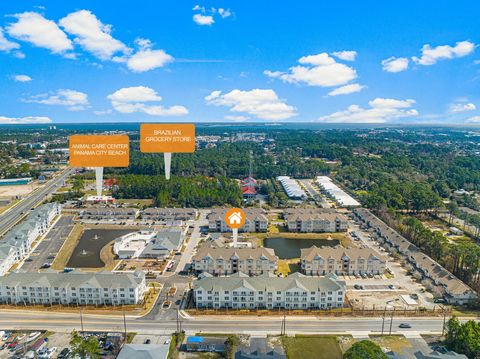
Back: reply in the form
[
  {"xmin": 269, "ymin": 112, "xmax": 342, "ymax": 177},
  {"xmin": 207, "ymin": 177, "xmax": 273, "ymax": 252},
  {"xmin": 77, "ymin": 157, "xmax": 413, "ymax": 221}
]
[
  {"xmin": 57, "ymin": 348, "xmax": 71, "ymax": 359},
  {"xmin": 144, "ymin": 339, "xmax": 151, "ymax": 344}
]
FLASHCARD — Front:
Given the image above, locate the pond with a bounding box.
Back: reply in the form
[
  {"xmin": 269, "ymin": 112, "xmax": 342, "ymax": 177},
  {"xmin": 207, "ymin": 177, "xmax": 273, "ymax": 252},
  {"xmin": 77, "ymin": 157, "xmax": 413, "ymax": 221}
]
[
  {"xmin": 67, "ymin": 229, "xmax": 134, "ymax": 268},
  {"xmin": 263, "ymin": 237, "xmax": 340, "ymax": 259}
]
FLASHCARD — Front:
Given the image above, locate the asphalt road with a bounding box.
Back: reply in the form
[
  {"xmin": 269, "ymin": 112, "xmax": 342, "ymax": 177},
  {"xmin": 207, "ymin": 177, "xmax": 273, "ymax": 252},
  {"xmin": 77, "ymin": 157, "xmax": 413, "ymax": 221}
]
[
  {"xmin": 0, "ymin": 311, "xmax": 453, "ymax": 335},
  {"xmin": 0, "ymin": 168, "xmax": 74, "ymax": 237},
  {"xmin": 20, "ymin": 215, "xmax": 75, "ymax": 271}
]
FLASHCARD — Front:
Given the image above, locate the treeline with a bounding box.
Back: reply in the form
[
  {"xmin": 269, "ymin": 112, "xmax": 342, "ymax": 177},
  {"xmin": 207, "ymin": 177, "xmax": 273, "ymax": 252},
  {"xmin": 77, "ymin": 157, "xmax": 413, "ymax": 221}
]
[
  {"xmin": 113, "ymin": 175, "xmax": 242, "ymax": 208},
  {"xmin": 391, "ymin": 215, "xmax": 480, "ymax": 292},
  {"xmin": 117, "ymin": 142, "xmax": 330, "ymax": 180}
]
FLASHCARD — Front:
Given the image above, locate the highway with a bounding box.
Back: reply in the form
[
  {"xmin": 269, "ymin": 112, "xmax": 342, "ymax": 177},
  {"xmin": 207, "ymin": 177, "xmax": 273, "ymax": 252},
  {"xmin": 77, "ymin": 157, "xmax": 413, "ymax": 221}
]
[
  {"xmin": 0, "ymin": 168, "xmax": 74, "ymax": 237},
  {"xmin": 0, "ymin": 310, "xmax": 453, "ymax": 335}
]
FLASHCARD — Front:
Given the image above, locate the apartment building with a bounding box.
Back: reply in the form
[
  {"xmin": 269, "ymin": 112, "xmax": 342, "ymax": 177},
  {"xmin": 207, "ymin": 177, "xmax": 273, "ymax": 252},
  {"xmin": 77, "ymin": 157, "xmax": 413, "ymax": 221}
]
[
  {"xmin": 301, "ymin": 245, "xmax": 385, "ymax": 275},
  {"xmin": 284, "ymin": 208, "xmax": 348, "ymax": 233},
  {"xmin": 193, "ymin": 272, "xmax": 346, "ymax": 310},
  {"xmin": 141, "ymin": 208, "xmax": 197, "ymax": 221},
  {"xmin": 0, "ymin": 270, "xmax": 146, "ymax": 306},
  {"xmin": 192, "ymin": 247, "xmax": 279, "ymax": 276},
  {"xmin": 208, "ymin": 208, "xmax": 268, "ymax": 232},
  {"xmin": 355, "ymin": 208, "xmax": 477, "ymax": 305},
  {"xmin": 79, "ymin": 207, "xmax": 139, "ymax": 220},
  {"xmin": 0, "ymin": 203, "xmax": 60, "ymax": 275}
]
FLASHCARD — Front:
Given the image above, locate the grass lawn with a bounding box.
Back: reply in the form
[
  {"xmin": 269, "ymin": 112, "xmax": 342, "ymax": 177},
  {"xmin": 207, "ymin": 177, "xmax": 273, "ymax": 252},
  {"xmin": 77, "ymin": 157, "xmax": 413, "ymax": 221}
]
[
  {"xmin": 282, "ymin": 336, "xmax": 342, "ymax": 359},
  {"xmin": 369, "ymin": 335, "xmax": 411, "ymax": 353}
]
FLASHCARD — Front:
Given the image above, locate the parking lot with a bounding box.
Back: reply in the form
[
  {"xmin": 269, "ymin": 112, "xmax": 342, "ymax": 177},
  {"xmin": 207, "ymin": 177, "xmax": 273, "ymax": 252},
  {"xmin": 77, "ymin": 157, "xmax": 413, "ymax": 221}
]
[
  {"xmin": 0, "ymin": 330, "xmax": 71, "ymax": 359},
  {"xmin": 21, "ymin": 215, "xmax": 74, "ymax": 272}
]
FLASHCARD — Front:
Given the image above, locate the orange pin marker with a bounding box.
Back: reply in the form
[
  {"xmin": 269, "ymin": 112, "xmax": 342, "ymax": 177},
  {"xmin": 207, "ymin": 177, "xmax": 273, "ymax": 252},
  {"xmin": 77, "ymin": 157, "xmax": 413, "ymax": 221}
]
[{"xmin": 225, "ymin": 208, "xmax": 246, "ymax": 244}]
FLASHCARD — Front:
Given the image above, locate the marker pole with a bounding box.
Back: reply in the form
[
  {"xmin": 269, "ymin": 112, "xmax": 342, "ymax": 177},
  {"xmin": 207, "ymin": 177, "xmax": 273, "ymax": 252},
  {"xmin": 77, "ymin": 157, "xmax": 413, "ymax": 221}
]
[
  {"xmin": 164, "ymin": 152, "xmax": 172, "ymax": 180},
  {"xmin": 95, "ymin": 167, "xmax": 104, "ymax": 196},
  {"xmin": 232, "ymin": 228, "xmax": 238, "ymax": 245}
]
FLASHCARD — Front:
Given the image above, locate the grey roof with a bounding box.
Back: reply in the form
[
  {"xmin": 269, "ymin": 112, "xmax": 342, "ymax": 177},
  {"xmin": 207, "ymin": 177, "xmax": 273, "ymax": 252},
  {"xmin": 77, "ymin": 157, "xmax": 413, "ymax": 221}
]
[
  {"xmin": 284, "ymin": 208, "xmax": 348, "ymax": 222},
  {"xmin": 141, "ymin": 230, "xmax": 183, "ymax": 257},
  {"xmin": 236, "ymin": 338, "xmax": 286, "ymax": 359},
  {"xmin": 117, "ymin": 344, "xmax": 169, "ymax": 359},
  {"xmin": 208, "ymin": 208, "xmax": 268, "ymax": 222},
  {"xmin": 414, "ymin": 351, "xmax": 468, "ymax": 359},
  {"xmin": 1, "ymin": 270, "xmax": 145, "ymax": 289},
  {"xmin": 355, "ymin": 208, "xmax": 475, "ymax": 297},
  {"xmin": 301, "ymin": 245, "xmax": 383, "ymax": 262},
  {"xmin": 194, "ymin": 272, "xmax": 345, "ymax": 292},
  {"xmin": 193, "ymin": 246, "xmax": 278, "ymax": 262}
]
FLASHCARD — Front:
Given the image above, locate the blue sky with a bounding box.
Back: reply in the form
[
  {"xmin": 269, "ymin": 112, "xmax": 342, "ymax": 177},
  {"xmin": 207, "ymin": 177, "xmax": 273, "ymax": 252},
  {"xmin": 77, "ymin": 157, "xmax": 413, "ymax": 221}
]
[{"xmin": 0, "ymin": 0, "xmax": 479, "ymax": 124}]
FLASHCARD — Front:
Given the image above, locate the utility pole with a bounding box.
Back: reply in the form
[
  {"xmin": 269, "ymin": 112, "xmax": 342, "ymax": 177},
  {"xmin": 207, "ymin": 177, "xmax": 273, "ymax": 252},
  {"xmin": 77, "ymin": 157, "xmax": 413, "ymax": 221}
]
[
  {"xmin": 388, "ymin": 308, "xmax": 395, "ymax": 336},
  {"xmin": 79, "ymin": 307, "xmax": 84, "ymax": 333},
  {"xmin": 176, "ymin": 308, "xmax": 180, "ymax": 333},
  {"xmin": 442, "ymin": 306, "xmax": 447, "ymax": 336},
  {"xmin": 123, "ymin": 307, "xmax": 128, "ymax": 343},
  {"xmin": 281, "ymin": 309, "xmax": 286, "ymax": 336},
  {"xmin": 381, "ymin": 308, "xmax": 386, "ymax": 335}
]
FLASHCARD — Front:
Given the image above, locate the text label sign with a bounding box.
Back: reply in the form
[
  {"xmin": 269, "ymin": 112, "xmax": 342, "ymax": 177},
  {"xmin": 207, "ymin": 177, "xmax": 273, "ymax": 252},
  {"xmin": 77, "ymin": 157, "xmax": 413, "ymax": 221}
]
[
  {"xmin": 140, "ymin": 124, "xmax": 195, "ymax": 153},
  {"xmin": 69, "ymin": 135, "xmax": 130, "ymax": 167}
]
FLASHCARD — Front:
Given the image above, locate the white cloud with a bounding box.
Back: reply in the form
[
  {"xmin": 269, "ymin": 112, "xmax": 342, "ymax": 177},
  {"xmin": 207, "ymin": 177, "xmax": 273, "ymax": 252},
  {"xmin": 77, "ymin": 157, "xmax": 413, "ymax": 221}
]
[
  {"xmin": 264, "ymin": 52, "xmax": 357, "ymax": 87},
  {"xmin": 466, "ymin": 116, "xmax": 480, "ymax": 123},
  {"xmin": 59, "ymin": 10, "xmax": 128, "ymax": 60},
  {"xmin": 205, "ymin": 89, "xmax": 297, "ymax": 120},
  {"xmin": 24, "ymin": 89, "xmax": 89, "ymax": 111},
  {"xmin": 318, "ymin": 98, "xmax": 418, "ymax": 123},
  {"xmin": 7, "ymin": 12, "xmax": 73, "ymax": 54},
  {"xmin": 449, "ymin": 102, "xmax": 476, "ymax": 113},
  {"xmin": 327, "ymin": 83, "xmax": 365, "ymax": 96},
  {"xmin": 0, "ymin": 115, "xmax": 52, "ymax": 124},
  {"xmin": 93, "ymin": 109, "xmax": 113, "ymax": 115},
  {"xmin": 193, "ymin": 14, "xmax": 214, "ymax": 26},
  {"xmin": 13, "ymin": 74, "xmax": 32, "ymax": 82},
  {"xmin": 0, "ymin": 27, "xmax": 20, "ymax": 52},
  {"xmin": 332, "ymin": 50, "xmax": 357, "ymax": 61},
  {"xmin": 218, "ymin": 8, "xmax": 232, "ymax": 18},
  {"xmin": 126, "ymin": 38, "xmax": 173, "ymax": 72},
  {"xmin": 107, "ymin": 86, "xmax": 188, "ymax": 116},
  {"xmin": 225, "ymin": 115, "xmax": 248, "ymax": 121},
  {"xmin": 412, "ymin": 40, "xmax": 475, "ymax": 66},
  {"xmin": 382, "ymin": 57, "xmax": 409, "ymax": 73}
]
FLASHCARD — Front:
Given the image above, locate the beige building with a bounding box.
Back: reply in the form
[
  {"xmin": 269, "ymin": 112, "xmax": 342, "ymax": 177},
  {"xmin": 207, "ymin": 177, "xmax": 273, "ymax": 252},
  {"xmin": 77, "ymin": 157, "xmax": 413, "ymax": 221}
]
[
  {"xmin": 301, "ymin": 246, "xmax": 385, "ymax": 275},
  {"xmin": 192, "ymin": 247, "xmax": 278, "ymax": 276},
  {"xmin": 284, "ymin": 209, "xmax": 348, "ymax": 232},
  {"xmin": 208, "ymin": 208, "xmax": 268, "ymax": 232}
]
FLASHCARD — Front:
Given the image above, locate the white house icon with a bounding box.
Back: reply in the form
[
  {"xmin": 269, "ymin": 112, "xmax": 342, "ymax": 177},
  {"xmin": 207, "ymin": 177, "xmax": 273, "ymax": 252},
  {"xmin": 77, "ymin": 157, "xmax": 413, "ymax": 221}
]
[{"xmin": 228, "ymin": 211, "xmax": 242, "ymax": 225}]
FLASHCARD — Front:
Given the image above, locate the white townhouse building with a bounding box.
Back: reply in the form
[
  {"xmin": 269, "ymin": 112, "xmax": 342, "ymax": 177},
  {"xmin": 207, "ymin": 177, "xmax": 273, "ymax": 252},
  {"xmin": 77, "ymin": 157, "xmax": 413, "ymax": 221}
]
[
  {"xmin": 284, "ymin": 208, "xmax": 348, "ymax": 233},
  {"xmin": 301, "ymin": 246, "xmax": 385, "ymax": 276},
  {"xmin": 0, "ymin": 202, "xmax": 60, "ymax": 275},
  {"xmin": 354, "ymin": 208, "xmax": 477, "ymax": 305},
  {"xmin": 0, "ymin": 270, "xmax": 147, "ymax": 306},
  {"xmin": 192, "ymin": 247, "xmax": 279, "ymax": 276},
  {"xmin": 208, "ymin": 208, "xmax": 268, "ymax": 233},
  {"xmin": 193, "ymin": 272, "xmax": 346, "ymax": 310}
]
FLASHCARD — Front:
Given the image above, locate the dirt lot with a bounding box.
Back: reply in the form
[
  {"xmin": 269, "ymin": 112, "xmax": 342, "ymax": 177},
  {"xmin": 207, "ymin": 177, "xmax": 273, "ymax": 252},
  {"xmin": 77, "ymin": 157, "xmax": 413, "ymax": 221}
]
[
  {"xmin": 0, "ymin": 182, "xmax": 41, "ymax": 198},
  {"xmin": 115, "ymin": 258, "xmax": 168, "ymax": 273}
]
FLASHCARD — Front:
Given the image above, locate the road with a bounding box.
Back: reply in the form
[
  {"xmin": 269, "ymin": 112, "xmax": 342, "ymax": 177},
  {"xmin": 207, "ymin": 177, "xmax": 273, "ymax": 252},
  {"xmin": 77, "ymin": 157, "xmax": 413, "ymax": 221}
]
[
  {"xmin": 298, "ymin": 179, "xmax": 330, "ymax": 208},
  {"xmin": 0, "ymin": 168, "xmax": 74, "ymax": 237},
  {"xmin": 0, "ymin": 310, "xmax": 453, "ymax": 336}
]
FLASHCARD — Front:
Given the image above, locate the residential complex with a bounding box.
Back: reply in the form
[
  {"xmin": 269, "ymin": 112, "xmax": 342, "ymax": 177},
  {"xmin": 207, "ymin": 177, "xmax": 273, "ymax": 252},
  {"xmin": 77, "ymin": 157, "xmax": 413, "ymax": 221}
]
[
  {"xmin": 355, "ymin": 208, "xmax": 477, "ymax": 305},
  {"xmin": 113, "ymin": 229, "xmax": 184, "ymax": 259},
  {"xmin": 0, "ymin": 203, "xmax": 60, "ymax": 276},
  {"xmin": 208, "ymin": 208, "xmax": 268, "ymax": 232},
  {"xmin": 193, "ymin": 272, "xmax": 346, "ymax": 309},
  {"xmin": 141, "ymin": 208, "xmax": 197, "ymax": 221},
  {"xmin": 0, "ymin": 270, "xmax": 147, "ymax": 305},
  {"xmin": 300, "ymin": 246, "xmax": 385, "ymax": 276},
  {"xmin": 316, "ymin": 176, "xmax": 360, "ymax": 207},
  {"xmin": 79, "ymin": 207, "xmax": 138, "ymax": 220},
  {"xmin": 276, "ymin": 176, "xmax": 307, "ymax": 200},
  {"xmin": 284, "ymin": 208, "xmax": 348, "ymax": 232},
  {"xmin": 192, "ymin": 247, "xmax": 279, "ymax": 276}
]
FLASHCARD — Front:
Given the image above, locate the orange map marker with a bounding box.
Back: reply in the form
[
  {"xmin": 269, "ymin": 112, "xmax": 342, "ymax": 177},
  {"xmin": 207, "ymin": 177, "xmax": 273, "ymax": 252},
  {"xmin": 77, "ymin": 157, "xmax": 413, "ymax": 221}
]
[{"xmin": 225, "ymin": 208, "xmax": 246, "ymax": 244}]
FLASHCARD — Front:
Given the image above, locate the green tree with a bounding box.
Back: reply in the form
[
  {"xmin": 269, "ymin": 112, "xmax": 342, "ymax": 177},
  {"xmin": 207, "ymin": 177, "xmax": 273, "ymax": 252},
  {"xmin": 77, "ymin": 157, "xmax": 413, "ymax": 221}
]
[
  {"xmin": 70, "ymin": 330, "xmax": 102, "ymax": 359},
  {"xmin": 343, "ymin": 340, "xmax": 388, "ymax": 359},
  {"xmin": 445, "ymin": 316, "xmax": 480, "ymax": 358}
]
